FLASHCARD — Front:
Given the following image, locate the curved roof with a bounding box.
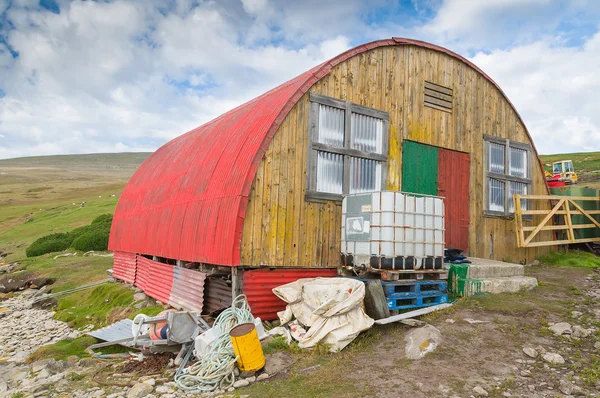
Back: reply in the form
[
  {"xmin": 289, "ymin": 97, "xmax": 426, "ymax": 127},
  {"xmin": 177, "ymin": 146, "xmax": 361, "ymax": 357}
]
[{"xmin": 109, "ymin": 37, "xmax": 545, "ymax": 266}]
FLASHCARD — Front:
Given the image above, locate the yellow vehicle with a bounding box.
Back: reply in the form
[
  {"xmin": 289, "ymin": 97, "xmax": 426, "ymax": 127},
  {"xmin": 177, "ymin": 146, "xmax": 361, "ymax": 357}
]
[{"xmin": 546, "ymin": 160, "xmax": 578, "ymax": 185}]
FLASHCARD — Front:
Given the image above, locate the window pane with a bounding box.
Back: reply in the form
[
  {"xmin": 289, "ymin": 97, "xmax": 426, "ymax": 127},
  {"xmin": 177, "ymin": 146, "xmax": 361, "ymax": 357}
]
[
  {"xmin": 350, "ymin": 157, "xmax": 381, "ymax": 193},
  {"xmin": 509, "ymin": 147, "xmax": 527, "ymax": 178},
  {"xmin": 508, "ymin": 181, "xmax": 528, "ymax": 212},
  {"xmin": 488, "ymin": 178, "xmax": 505, "ymax": 212},
  {"xmin": 489, "ymin": 142, "xmax": 505, "ymax": 174},
  {"xmin": 350, "ymin": 113, "xmax": 383, "ymax": 154},
  {"xmin": 318, "ymin": 105, "xmax": 345, "ymax": 147},
  {"xmin": 316, "ymin": 151, "xmax": 343, "ymax": 194}
]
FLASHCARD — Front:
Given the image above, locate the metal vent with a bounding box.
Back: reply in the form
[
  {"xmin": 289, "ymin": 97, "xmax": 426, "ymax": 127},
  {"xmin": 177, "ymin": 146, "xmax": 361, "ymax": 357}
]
[{"xmin": 424, "ymin": 81, "xmax": 452, "ymax": 113}]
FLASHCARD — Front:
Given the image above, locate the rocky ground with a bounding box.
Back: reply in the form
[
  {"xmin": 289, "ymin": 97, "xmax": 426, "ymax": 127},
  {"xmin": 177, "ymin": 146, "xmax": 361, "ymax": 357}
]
[{"xmin": 1, "ymin": 265, "xmax": 600, "ymax": 398}]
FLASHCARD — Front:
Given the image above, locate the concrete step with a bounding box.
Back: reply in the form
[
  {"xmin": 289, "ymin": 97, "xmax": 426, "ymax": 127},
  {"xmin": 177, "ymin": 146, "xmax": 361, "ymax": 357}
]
[
  {"xmin": 467, "ymin": 258, "xmax": 524, "ymax": 279},
  {"xmin": 480, "ymin": 276, "xmax": 538, "ymax": 294}
]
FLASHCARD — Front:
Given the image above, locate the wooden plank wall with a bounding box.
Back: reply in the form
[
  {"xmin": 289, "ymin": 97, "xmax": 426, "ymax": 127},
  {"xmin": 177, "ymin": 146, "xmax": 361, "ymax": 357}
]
[{"xmin": 240, "ymin": 45, "xmax": 552, "ymax": 267}]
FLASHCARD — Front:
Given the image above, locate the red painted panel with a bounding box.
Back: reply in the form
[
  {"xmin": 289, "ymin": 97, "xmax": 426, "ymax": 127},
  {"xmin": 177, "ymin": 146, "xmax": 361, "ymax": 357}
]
[
  {"xmin": 135, "ymin": 256, "xmax": 174, "ymax": 304},
  {"xmin": 242, "ymin": 268, "xmax": 338, "ymax": 321},
  {"xmin": 109, "ymin": 38, "xmax": 547, "ymax": 266},
  {"xmin": 438, "ymin": 149, "xmax": 470, "ymax": 252},
  {"xmin": 112, "ymin": 251, "xmax": 136, "ymax": 284}
]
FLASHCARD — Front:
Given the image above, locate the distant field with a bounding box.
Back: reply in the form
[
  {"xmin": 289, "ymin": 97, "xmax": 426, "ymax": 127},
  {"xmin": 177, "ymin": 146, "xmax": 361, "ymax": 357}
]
[{"xmin": 539, "ymin": 151, "xmax": 600, "ymax": 189}]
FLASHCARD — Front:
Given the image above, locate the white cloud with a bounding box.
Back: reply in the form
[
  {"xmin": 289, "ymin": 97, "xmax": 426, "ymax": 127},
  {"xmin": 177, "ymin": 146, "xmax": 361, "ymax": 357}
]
[
  {"xmin": 0, "ymin": 0, "xmax": 598, "ymax": 159},
  {"xmin": 469, "ymin": 32, "xmax": 600, "ymax": 154}
]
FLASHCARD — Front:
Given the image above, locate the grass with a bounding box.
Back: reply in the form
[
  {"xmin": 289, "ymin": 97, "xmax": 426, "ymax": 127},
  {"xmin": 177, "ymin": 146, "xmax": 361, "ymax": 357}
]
[
  {"xmin": 539, "ymin": 250, "xmax": 600, "ymax": 269},
  {"xmin": 27, "ymin": 336, "xmax": 98, "ymax": 362}
]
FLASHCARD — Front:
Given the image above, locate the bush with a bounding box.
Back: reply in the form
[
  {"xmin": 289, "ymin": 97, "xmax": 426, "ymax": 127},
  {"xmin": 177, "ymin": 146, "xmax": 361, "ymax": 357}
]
[
  {"xmin": 25, "ymin": 214, "xmax": 113, "ymax": 257},
  {"xmin": 71, "ymin": 231, "xmax": 109, "ymax": 251},
  {"xmin": 26, "ymin": 233, "xmax": 75, "ymax": 257}
]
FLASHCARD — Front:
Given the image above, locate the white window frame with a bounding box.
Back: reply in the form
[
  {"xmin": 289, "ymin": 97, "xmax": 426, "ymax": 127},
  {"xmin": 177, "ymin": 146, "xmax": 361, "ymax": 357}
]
[
  {"xmin": 484, "ymin": 135, "xmax": 532, "ymax": 218},
  {"xmin": 306, "ymin": 93, "xmax": 389, "ymax": 202}
]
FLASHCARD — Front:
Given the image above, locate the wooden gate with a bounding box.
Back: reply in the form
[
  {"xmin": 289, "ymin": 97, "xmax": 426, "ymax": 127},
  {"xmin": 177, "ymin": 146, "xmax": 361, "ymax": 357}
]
[{"xmin": 514, "ymin": 194, "xmax": 600, "ymax": 248}]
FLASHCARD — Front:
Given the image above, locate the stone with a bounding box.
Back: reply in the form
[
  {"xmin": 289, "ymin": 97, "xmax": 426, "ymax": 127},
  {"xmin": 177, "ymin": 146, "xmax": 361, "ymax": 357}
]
[
  {"xmin": 572, "ymin": 325, "xmax": 592, "ymax": 338},
  {"xmin": 91, "ymin": 390, "xmax": 105, "ymax": 398},
  {"xmin": 520, "ymin": 369, "xmax": 532, "ymax": 377},
  {"xmin": 542, "ymin": 352, "xmax": 565, "ymax": 365},
  {"xmin": 161, "ymin": 395, "xmax": 176, "ymax": 398},
  {"xmin": 571, "ymin": 311, "xmax": 583, "ymax": 318},
  {"xmin": 595, "ymin": 342, "xmax": 600, "ymax": 350},
  {"xmin": 548, "ymin": 322, "xmax": 572, "ymax": 336},
  {"xmin": 233, "ymin": 379, "xmax": 250, "ymax": 388},
  {"xmin": 127, "ymin": 383, "xmax": 153, "ymax": 398},
  {"xmin": 530, "ymin": 260, "xmax": 540, "ymax": 266},
  {"xmin": 558, "ymin": 379, "xmax": 573, "ymax": 395},
  {"xmin": 143, "ymin": 378, "xmax": 156, "ymax": 386},
  {"xmin": 523, "ymin": 347, "xmax": 538, "ymax": 358},
  {"xmin": 245, "ymin": 376, "xmax": 256, "ymax": 383},
  {"xmin": 227, "ymin": 387, "xmax": 235, "ymax": 392},
  {"xmin": 473, "ymin": 386, "xmax": 488, "ymax": 396},
  {"xmin": 404, "ymin": 325, "xmax": 442, "ymax": 359},
  {"xmin": 256, "ymin": 373, "xmax": 269, "ymax": 381},
  {"xmin": 445, "ymin": 319, "xmax": 456, "ymax": 324},
  {"xmin": 133, "ymin": 292, "xmax": 147, "ymax": 302},
  {"xmin": 155, "ymin": 385, "xmax": 171, "ymax": 394}
]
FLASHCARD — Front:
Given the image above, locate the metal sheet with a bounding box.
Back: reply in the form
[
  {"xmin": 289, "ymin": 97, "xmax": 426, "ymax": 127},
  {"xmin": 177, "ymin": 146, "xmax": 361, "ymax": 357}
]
[
  {"xmin": 402, "ymin": 141, "xmax": 438, "ymax": 196},
  {"xmin": 88, "ymin": 319, "xmax": 133, "ymax": 341},
  {"xmin": 135, "ymin": 256, "xmax": 173, "ymax": 304},
  {"xmin": 438, "ymin": 148, "xmax": 470, "ymax": 251},
  {"xmin": 242, "ymin": 268, "xmax": 338, "ymax": 320},
  {"xmin": 112, "ymin": 251, "xmax": 136, "ymax": 284},
  {"xmin": 109, "ymin": 38, "xmax": 549, "ymax": 265},
  {"xmin": 203, "ymin": 276, "xmax": 233, "ymax": 315},
  {"xmin": 169, "ymin": 267, "xmax": 206, "ymax": 313}
]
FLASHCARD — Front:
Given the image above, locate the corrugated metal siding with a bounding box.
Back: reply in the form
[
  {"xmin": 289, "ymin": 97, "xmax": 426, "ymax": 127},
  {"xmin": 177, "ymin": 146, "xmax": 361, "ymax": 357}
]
[
  {"xmin": 438, "ymin": 149, "xmax": 470, "ymax": 251},
  {"xmin": 113, "ymin": 251, "xmax": 136, "ymax": 284},
  {"xmin": 402, "ymin": 141, "xmax": 439, "ymax": 196},
  {"xmin": 109, "ymin": 38, "xmax": 548, "ymax": 266},
  {"xmin": 242, "ymin": 268, "xmax": 338, "ymax": 320},
  {"xmin": 169, "ymin": 267, "xmax": 206, "ymax": 313},
  {"xmin": 135, "ymin": 256, "xmax": 174, "ymax": 304},
  {"xmin": 203, "ymin": 276, "xmax": 233, "ymax": 315}
]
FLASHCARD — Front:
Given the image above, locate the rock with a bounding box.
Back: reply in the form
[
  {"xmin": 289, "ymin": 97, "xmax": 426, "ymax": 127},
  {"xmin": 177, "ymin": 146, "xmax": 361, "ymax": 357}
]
[
  {"xmin": 473, "ymin": 386, "xmax": 489, "ymax": 396},
  {"xmin": 571, "ymin": 311, "xmax": 583, "ymax": 318},
  {"xmin": 233, "ymin": 379, "xmax": 250, "ymax": 388},
  {"xmin": 263, "ymin": 352, "xmax": 294, "ymax": 376},
  {"xmin": 133, "ymin": 292, "xmax": 147, "ymax": 302},
  {"xmin": 523, "ymin": 347, "xmax": 538, "ymax": 358},
  {"xmin": 227, "ymin": 387, "xmax": 235, "ymax": 392},
  {"xmin": 558, "ymin": 379, "xmax": 573, "ymax": 395},
  {"xmin": 520, "ymin": 369, "xmax": 532, "ymax": 377},
  {"xmin": 91, "ymin": 390, "xmax": 105, "ymax": 398},
  {"xmin": 155, "ymin": 386, "xmax": 171, "ymax": 394},
  {"xmin": 256, "ymin": 373, "xmax": 269, "ymax": 381},
  {"xmin": 143, "ymin": 378, "xmax": 156, "ymax": 386},
  {"xmin": 127, "ymin": 382, "xmax": 153, "ymax": 398},
  {"xmin": 445, "ymin": 319, "xmax": 456, "ymax": 324},
  {"xmin": 594, "ymin": 342, "xmax": 600, "ymax": 350},
  {"xmin": 162, "ymin": 395, "xmax": 176, "ymax": 398},
  {"xmin": 549, "ymin": 322, "xmax": 572, "ymax": 336},
  {"xmin": 245, "ymin": 376, "xmax": 256, "ymax": 383},
  {"xmin": 530, "ymin": 260, "xmax": 540, "ymax": 266},
  {"xmin": 542, "ymin": 352, "xmax": 565, "ymax": 365},
  {"xmin": 404, "ymin": 325, "xmax": 442, "ymax": 359},
  {"xmin": 572, "ymin": 325, "xmax": 592, "ymax": 338},
  {"xmin": 501, "ymin": 392, "xmax": 511, "ymax": 397},
  {"xmin": 77, "ymin": 359, "xmax": 97, "ymax": 367}
]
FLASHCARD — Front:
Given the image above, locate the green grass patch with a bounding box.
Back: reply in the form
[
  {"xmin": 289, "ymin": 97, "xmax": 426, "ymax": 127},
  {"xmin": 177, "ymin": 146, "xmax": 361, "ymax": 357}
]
[
  {"xmin": 582, "ymin": 356, "xmax": 600, "ymax": 385},
  {"xmin": 539, "ymin": 250, "xmax": 600, "ymax": 269},
  {"xmin": 27, "ymin": 336, "xmax": 97, "ymax": 362}
]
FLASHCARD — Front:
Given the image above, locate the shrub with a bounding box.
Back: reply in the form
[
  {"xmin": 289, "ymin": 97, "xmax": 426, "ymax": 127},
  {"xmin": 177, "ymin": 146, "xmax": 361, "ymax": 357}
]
[
  {"xmin": 71, "ymin": 231, "xmax": 109, "ymax": 251},
  {"xmin": 26, "ymin": 233, "xmax": 75, "ymax": 257},
  {"xmin": 25, "ymin": 214, "xmax": 113, "ymax": 257}
]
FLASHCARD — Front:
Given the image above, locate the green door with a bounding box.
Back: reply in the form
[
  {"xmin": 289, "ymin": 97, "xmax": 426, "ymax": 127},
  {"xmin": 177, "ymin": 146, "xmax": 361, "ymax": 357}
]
[{"xmin": 402, "ymin": 141, "xmax": 438, "ymax": 195}]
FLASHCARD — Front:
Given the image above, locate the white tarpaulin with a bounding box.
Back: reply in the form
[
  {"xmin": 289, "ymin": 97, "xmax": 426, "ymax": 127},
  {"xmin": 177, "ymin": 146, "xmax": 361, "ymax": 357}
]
[{"xmin": 272, "ymin": 277, "xmax": 374, "ymax": 352}]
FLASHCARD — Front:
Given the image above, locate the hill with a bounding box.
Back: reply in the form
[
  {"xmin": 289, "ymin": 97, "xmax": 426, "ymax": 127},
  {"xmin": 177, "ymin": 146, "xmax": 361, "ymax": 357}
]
[{"xmin": 539, "ymin": 151, "xmax": 600, "ymax": 189}]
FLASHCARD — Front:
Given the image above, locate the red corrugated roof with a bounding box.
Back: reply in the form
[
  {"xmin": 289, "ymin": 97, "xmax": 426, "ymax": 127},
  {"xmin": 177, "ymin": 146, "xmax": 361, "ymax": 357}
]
[{"xmin": 109, "ymin": 37, "xmax": 546, "ymax": 265}]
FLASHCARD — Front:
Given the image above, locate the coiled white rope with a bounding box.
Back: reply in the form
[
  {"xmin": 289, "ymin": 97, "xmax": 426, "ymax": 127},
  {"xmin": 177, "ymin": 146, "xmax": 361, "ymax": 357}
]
[{"xmin": 175, "ymin": 294, "xmax": 254, "ymax": 392}]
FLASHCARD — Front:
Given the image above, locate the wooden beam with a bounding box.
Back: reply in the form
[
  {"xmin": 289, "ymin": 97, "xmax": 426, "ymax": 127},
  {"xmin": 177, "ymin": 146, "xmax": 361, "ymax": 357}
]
[{"xmin": 523, "ymin": 197, "xmax": 565, "ymax": 246}]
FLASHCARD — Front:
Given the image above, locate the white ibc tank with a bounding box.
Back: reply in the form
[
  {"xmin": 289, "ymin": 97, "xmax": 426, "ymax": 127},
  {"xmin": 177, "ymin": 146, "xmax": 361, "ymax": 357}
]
[{"xmin": 341, "ymin": 191, "xmax": 444, "ymax": 267}]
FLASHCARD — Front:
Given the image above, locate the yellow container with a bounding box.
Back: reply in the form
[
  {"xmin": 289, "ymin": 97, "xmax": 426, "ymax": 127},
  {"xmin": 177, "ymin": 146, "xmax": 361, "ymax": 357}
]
[{"xmin": 229, "ymin": 323, "xmax": 265, "ymax": 372}]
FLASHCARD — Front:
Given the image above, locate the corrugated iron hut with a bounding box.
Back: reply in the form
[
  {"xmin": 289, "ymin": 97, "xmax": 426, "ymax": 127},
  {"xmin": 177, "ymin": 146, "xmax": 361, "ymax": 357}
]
[{"xmin": 109, "ymin": 38, "xmax": 552, "ymax": 319}]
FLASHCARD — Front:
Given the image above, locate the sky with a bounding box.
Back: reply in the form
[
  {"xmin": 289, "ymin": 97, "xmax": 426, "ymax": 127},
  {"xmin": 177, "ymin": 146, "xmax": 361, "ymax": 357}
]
[{"xmin": 0, "ymin": 0, "xmax": 599, "ymax": 159}]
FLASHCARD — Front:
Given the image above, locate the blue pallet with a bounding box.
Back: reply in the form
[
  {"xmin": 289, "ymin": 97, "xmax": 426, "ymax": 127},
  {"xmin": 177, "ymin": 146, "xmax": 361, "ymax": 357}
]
[
  {"xmin": 387, "ymin": 294, "xmax": 448, "ymax": 311},
  {"xmin": 381, "ymin": 280, "xmax": 447, "ymax": 297}
]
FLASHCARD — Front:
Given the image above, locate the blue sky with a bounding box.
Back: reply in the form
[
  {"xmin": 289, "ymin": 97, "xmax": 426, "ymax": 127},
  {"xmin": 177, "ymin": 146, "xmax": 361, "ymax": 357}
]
[{"xmin": 0, "ymin": 0, "xmax": 599, "ymax": 159}]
